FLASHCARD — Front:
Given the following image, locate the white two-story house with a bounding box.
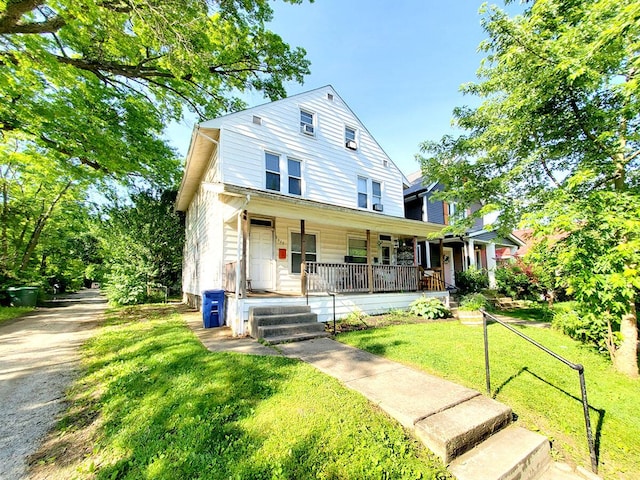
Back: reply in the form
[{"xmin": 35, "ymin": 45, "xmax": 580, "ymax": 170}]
[{"xmin": 175, "ymin": 86, "xmax": 446, "ymax": 335}]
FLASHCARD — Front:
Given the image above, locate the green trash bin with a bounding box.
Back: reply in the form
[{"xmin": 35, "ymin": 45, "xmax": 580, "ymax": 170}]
[{"xmin": 7, "ymin": 286, "xmax": 39, "ymax": 307}]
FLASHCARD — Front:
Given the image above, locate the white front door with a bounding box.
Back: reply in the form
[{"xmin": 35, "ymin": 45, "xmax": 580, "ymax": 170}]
[
  {"xmin": 443, "ymin": 247, "xmax": 455, "ymax": 287},
  {"xmin": 249, "ymin": 227, "xmax": 274, "ymax": 290}
]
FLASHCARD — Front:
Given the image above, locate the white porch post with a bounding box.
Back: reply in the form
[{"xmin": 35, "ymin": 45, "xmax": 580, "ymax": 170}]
[
  {"xmin": 467, "ymin": 238, "xmax": 475, "ymax": 269},
  {"xmin": 425, "ymin": 242, "xmax": 431, "ymax": 268},
  {"xmin": 486, "ymin": 242, "xmax": 497, "ymax": 288}
]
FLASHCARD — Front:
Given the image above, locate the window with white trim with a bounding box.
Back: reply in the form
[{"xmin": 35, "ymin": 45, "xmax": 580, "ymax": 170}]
[
  {"xmin": 291, "ymin": 232, "xmax": 317, "ymax": 274},
  {"xmin": 265, "ymin": 152, "xmax": 280, "ymax": 191},
  {"xmin": 372, "ymin": 181, "xmax": 382, "ymax": 206},
  {"xmin": 288, "ymin": 158, "xmax": 301, "ymax": 196},
  {"xmin": 300, "ymin": 109, "xmax": 315, "ymax": 135},
  {"xmin": 345, "ymin": 126, "xmax": 357, "ymax": 150},
  {"xmin": 348, "ymin": 238, "xmax": 367, "ymax": 264},
  {"xmin": 357, "ymin": 176, "xmax": 368, "ymax": 208}
]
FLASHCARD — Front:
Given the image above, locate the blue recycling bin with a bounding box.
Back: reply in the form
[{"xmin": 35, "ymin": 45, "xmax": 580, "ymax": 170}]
[{"xmin": 202, "ymin": 290, "xmax": 225, "ymax": 328}]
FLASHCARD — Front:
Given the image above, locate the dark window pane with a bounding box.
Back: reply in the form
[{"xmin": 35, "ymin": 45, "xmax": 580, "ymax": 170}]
[
  {"xmin": 289, "ymin": 177, "xmax": 301, "ymax": 195},
  {"xmin": 266, "ymin": 172, "xmax": 280, "ymax": 191}
]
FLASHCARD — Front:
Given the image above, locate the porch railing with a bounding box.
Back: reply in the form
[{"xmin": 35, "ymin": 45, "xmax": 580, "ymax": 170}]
[
  {"xmin": 306, "ymin": 262, "xmax": 421, "ymax": 294},
  {"xmin": 224, "ymin": 262, "xmax": 236, "ymax": 293}
]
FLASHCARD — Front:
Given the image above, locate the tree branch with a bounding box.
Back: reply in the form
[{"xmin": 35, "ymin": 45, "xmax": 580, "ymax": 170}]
[
  {"xmin": 0, "ymin": 15, "xmax": 65, "ymax": 34},
  {"xmin": 0, "ymin": 0, "xmax": 46, "ymax": 33}
]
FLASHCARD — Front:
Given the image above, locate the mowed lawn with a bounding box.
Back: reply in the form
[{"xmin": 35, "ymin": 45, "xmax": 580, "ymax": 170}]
[
  {"xmin": 28, "ymin": 305, "xmax": 450, "ymax": 480},
  {"xmin": 338, "ymin": 319, "xmax": 640, "ymax": 479}
]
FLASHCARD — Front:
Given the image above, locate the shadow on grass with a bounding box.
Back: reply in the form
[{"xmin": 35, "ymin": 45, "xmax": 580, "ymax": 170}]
[{"xmin": 491, "ymin": 365, "xmax": 604, "ymax": 467}]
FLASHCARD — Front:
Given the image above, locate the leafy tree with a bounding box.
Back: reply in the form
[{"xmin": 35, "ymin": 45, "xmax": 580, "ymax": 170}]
[
  {"xmin": 418, "ymin": 0, "xmax": 639, "ymax": 376},
  {"xmin": 0, "ymin": 0, "xmax": 311, "ymax": 185},
  {"xmin": 98, "ymin": 190, "xmax": 184, "ymax": 305},
  {"xmin": 0, "ymin": 0, "xmax": 310, "ymax": 291},
  {"xmin": 0, "ymin": 135, "xmax": 91, "ymax": 284}
]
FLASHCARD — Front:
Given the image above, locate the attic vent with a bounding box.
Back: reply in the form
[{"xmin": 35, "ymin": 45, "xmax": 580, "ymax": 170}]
[
  {"xmin": 252, "ymin": 115, "xmax": 262, "ymax": 125},
  {"xmin": 327, "ymin": 93, "xmax": 334, "ymax": 101},
  {"xmin": 383, "ymin": 159, "xmax": 389, "ymax": 167}
]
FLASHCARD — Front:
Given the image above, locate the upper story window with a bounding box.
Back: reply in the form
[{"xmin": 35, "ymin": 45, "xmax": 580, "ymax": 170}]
[
  {"xmin": 265, "ymin": 152, "xmax": 280, "ymax": 192},
  {"xmin": 357, "ymin": 176, "xmax": 368, "ymax": 208},
  {"xmin": 300, "ymin": 109, "xmax": 315, "ymax": 136},
  {"xmin": 372, "ymin": 181, "xmax": 382, "ymax": 207},
  {"xmin": 345, "ymin": 126, "xmax": 357, "ymax": 150},
  {"xmin": 288, "ymin": 158, "xmax": 302, "ymax": 196}
]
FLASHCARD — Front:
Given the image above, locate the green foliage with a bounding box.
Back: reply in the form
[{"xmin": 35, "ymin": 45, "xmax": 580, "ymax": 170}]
[
  {"xmin": 495, "ymin": 261, "xmax": 542, "ymax": 301},
  {"xmin": 455, "ymin": 266, "xmax": 489, "ymax": 294},
  {"xmin": 0, "ymin": 0, "xmax": 310, "ymax": 186},
  {"xmin": 51, "ymin": 306, "xmax": 450, "ymax": 479},
  {"xmin": 418, "ymin": 0, "xmax": 640, "ymax": 374},
  {"xmin": 0, "ymin": 306, "xmax": 33, "ymax": 325},
  {"xmin": 340, "ymin": 322, "xmax": 640, "ymax": 478},
  {"xmin": 551, "ymin": 302, "xmax": 614, "ymax": 354},
  {"xmin": 458, "ymin": 293, "xmax": 488, "ymax": 311},
  {"xmin": 409, "ymin": 296, "xmax": 450, "ymax": 319},
  {"xmin": 98, "ymin": 190, "xmax": 185, "ymax": 305},
  {"xmin": 340, "ymin": 308, "xmax": 369, "ymax": 326}
]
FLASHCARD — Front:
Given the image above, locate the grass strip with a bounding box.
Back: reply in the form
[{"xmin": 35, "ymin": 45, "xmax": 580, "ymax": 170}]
[
  {"xmin": 29, "ymin": 305, "xmax": 450, "ymax": 480},
  {"xmin": 0, "ymin": 306, "xmax": 33, "ymax": 325},
  {"xmin": 339, "ymin": 320, "xmax": 640, "ymax": 479}
]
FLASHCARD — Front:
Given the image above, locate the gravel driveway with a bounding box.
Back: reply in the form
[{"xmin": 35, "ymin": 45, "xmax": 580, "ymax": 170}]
[{"xmin": 0, "ymin": 289, "xmax": 105, "ymax": 480}]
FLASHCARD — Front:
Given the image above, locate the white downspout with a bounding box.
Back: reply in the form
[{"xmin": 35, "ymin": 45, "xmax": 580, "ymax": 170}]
[{"xmin": 234, "ymin": 194, "xmax": 250, "ymax": 336}]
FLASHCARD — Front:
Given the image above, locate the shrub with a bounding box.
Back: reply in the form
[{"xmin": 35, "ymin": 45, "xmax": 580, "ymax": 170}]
[
  {"xmin": 494, "ymin": 260, "xmax": 542, "ymax": 300},
  {"xmin": 455, "ymin": 266, "xmax": 489, "ymax": 294},
  {"xmin": 459, "ymin": 293, "xmax": 488, "ymax": 311},
  {"xmin": 409, "ymin": 296, "xmax": 450, "ymax": 319},
  {"xmin": 552, "ymin": 302, "xmax": 616, "ymax": 354}
]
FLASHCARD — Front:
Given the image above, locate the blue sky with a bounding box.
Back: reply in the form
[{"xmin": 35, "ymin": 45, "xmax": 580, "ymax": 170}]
[{"xmin": 168, "ymin": 1, "xmax": 516, "ymax": 177}]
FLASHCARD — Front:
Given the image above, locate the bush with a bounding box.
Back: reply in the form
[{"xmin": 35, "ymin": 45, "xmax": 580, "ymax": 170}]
[
  {"xmin": 551, "ymin": 302, "xmax": 616, "ymax": 354},
  {"xmin": 495, "ymin": 261, "xmax": 542, "ymax": 300},
  {"xmin": 459, "ymin": 293, "xmax": 488, "ymax": 311},
  {"xmin": 409, "ymin": 296, "xmax": 450, "ymax": 319},
  {"xmin": 455, "ymin": 266, "xmax": 489, "ymax": 294}
]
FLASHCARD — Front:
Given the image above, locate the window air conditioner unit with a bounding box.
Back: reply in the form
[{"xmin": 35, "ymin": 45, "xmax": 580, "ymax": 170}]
[
  {"xmin": 345, "ymin": 140, "xmax": 357, "ymax": 150},
  {"xmin": 301, "ymin": 124, "xmax": 314, "ymax": 135},
  {"xmin": 373, "ymin": 203, "xmax": 384, "ymax": 212}
]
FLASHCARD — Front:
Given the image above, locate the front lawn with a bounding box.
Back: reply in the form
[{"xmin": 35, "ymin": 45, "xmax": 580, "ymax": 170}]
[
  {"xmin": 338, "ymin": 318, "xmax": 640, "ymax": 479},
  {"xmin": 28, "ymin": 304, "xmax": 450, "ymax": 480}
]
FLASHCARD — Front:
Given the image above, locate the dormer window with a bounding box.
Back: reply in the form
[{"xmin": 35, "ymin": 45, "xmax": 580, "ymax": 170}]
[
  {"xmin": 300, "ymin": 109, "xmax": 315, "ymax": 136},
  {"xmin": 345, "ymin": 126, "xmax": 357, "ymax": 150}
]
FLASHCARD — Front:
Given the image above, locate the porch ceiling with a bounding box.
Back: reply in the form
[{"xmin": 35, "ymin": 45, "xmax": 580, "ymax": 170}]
[{"xmin": 223, "ymin": 184, "xmax": 443, "ymax": 238}]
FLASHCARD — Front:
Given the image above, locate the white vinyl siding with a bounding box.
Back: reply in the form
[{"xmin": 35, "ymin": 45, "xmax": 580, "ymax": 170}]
[{"xmin": 202, "ymin": 87, "xmax": 406, "ymax": 217}]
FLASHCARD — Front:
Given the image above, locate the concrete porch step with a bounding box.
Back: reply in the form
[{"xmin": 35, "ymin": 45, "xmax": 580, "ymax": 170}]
[
  {"xmin": 263, "ymin": 331, "xmax": 331, "ymax": 345},
  {"xmin": 414, "ymin": 395, "xmax": 512, "ymax": 463},
  {"xmin": 252, "ymin": 312, "xmax": 318, "ymax": 327},
  {"xmin": 448, "ymin": 425, "xmax": 551, "ymax": 480},
  {"xmin": 537, "ymin": 462, "xmax": 601, "ymax": 480},
  {"xmin": 258, "ymin": 321, "xmax": 326, "ymax": 339}
]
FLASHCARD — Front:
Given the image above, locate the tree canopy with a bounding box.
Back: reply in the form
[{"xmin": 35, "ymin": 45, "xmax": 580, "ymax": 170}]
[
  {"xmin": 0, "ymin": 0, "xmax": 311, "ymax": 292},
  {"xmin": 0, "ymin": 0, "xmax": 311, "ymax": 185},
  {"xmin": 418, "ymin": 0, "xmax": 639, "ymax": 376}
]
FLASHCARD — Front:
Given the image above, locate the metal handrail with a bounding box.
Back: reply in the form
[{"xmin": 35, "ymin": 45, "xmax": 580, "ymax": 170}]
[
  {"xmin": 480, "ymin": 309, "xmax": 598, "ymax": 474},
  {"xmin": 305, "ymin": 267, "xmax": 337, "ymax": 335}
]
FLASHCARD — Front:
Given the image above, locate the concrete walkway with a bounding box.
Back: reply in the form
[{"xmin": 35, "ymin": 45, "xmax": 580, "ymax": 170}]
[
  {"xmin": 186, "ymin": 313, "xmax": 598, "ymax": 480},
  {"xmin": 0, "ymin": 289, "xmax": 106, "ymax": 480}
]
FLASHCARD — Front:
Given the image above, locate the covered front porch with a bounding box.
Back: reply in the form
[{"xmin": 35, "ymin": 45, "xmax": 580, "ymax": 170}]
[{"xmin": 218, "ymin": 184, "xmax": 447, "ymax": 335}]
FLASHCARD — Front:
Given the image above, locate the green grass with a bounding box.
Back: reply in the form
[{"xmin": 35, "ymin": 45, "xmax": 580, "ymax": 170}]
[
  {"xmin": 338, "ymin": 320, "xmax": 640, "ymax": 479},
  {"xmin": 0, "ymin": 306, "xmax": 33, "ymax": 325},
  {"xmin": 32, "ymin": 305, "xmax": 450, "ymax": 480}
]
